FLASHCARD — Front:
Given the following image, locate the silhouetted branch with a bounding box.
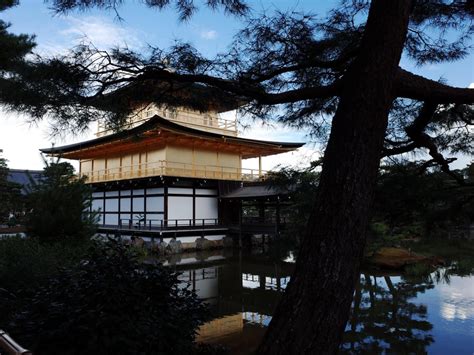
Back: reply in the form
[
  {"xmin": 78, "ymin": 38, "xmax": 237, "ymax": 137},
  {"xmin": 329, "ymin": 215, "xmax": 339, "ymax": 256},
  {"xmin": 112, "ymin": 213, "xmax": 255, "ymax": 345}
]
[{"xmin": 396, "ymin": 69, "xmax": 474, "ymax": 104}]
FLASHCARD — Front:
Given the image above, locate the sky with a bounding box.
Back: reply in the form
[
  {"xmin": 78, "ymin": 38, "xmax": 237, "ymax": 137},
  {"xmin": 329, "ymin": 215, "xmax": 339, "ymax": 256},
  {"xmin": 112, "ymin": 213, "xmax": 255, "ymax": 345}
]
[{"xmin": 0, "ymin": 0, "xmax": 472, "ymax": 171}]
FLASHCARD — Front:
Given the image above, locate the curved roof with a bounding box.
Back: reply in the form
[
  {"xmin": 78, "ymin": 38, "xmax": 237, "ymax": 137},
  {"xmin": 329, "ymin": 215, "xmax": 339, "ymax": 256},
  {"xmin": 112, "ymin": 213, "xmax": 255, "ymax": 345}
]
[
  {"xmin": 7, "ymin": 169, "xmax": 43, "ymax": 195},
  {"xmin": 41, "ymin": 115, "xmax": 304, "ymax": 159}
]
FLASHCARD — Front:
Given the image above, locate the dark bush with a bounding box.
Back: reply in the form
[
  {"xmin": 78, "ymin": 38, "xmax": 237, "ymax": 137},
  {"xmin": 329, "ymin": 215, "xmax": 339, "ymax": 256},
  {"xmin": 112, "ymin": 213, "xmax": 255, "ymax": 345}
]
[
  {"xmin": 26, "ymin": 161, "xmax": 97, "ymax": 243},
  {"xmin": 0, "ymin": 236, "xmax": 91, "ymax": 333},
  {"xmin": 7, "ymin": 239, "xmax": 208, "ymax": 354},
  {"xmin": 0, "ymin": 235, "xmax": 90, "ymax": 291}
]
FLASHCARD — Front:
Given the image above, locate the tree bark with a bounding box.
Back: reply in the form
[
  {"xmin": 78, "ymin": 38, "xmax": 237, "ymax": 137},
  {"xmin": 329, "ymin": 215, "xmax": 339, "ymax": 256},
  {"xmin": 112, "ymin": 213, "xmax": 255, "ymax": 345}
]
[{"xmin": 258, "ymin": 1, "xmax": 412, "ymax": 353}]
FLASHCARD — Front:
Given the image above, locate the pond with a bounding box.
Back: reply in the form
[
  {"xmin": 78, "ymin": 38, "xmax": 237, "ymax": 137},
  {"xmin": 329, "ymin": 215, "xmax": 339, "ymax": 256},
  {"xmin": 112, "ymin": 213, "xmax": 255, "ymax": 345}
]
[{"xmin": 162, "ymin": 246, "xmax": 474, "ymax": 354}]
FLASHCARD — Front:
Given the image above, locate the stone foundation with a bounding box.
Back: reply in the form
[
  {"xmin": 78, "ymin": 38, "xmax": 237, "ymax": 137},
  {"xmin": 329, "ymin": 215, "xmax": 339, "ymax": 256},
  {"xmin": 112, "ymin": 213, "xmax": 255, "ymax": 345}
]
[{"xmin": 148, "ymin": 236, "xmax": 235, "ymax": 255}]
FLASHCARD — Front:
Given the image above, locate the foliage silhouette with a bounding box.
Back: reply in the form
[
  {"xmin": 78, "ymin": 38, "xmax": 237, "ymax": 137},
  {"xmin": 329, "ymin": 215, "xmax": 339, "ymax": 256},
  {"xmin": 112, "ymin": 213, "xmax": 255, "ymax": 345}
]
[
  {"xmin": 25, "ymin": 158, "xmax": 97, "ymax": 243},
  {"xmin": 1, "ymin": 0, "xmax": 473, "ymax": 352},
  {"xmin": 0, "ymin": 236, "xmax": 90, "ymax": 328},
  {"xmin": 7, "ymin": 239, "xmax": 209, "ymax": 354},
  {"xmin": 0, "ymin": 156, "xmax": 23, "ymax": 225}
]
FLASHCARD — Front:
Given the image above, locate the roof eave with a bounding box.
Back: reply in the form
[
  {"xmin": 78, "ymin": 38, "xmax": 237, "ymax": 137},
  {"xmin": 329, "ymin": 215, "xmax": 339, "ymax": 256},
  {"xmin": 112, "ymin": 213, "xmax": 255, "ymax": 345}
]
[{"xmin": 40, "ymin": 115, "xmax": 305, "ymax": 157}]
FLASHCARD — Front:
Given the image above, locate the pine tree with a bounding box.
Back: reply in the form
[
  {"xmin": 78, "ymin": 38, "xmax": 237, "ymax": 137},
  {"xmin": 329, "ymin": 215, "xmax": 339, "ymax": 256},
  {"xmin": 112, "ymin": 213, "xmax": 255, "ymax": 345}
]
[{"xmin": 1, "ymin": 0, "xmax": 473, "ymax": 352}]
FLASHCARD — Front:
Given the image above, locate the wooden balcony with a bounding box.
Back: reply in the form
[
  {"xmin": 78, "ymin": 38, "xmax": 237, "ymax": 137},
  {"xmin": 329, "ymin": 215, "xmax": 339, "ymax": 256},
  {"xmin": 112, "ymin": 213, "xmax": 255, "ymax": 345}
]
[
  {"xmin": 97, "ymin": 218, "xmax": 230, "ymax": 240},
  {"xmin": 96, "ymin": 111, "xmax": 237, "ymax": 137},
  {"xmin": 166, "ymin": 111, "xmax": 237, "ymax": 135},
  {"xmin": 81, "ymin": 160, "xmax": 267, "ymax": 183}
]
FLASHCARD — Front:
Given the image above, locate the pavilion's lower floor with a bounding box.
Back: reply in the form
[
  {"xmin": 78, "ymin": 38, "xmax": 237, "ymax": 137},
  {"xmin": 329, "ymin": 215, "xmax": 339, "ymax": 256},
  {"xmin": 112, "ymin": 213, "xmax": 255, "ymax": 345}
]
[
  {"xmin": 91, "ymin": 176, "xmax": 224, "ymax": 228},
  {"xmin": 90, "ymin": 176, "xmax": 290, "ymax": 240}
]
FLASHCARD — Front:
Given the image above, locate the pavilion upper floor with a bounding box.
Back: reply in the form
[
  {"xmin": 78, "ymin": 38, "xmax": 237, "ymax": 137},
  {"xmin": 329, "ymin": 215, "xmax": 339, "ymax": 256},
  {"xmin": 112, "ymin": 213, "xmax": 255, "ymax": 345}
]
[
  {"xmin": 96, "ymin": 104, "xmax": 237, "ymax": 138},
  {"xmin": 41, "ymin": 116, "xmax": 304, "ymax": 183}
]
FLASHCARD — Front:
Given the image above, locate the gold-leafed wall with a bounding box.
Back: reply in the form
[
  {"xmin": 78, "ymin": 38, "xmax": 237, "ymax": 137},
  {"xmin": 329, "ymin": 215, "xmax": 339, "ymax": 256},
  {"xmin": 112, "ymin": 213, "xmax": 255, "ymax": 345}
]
[{"xmin": 79, "ymin": 144, "xmax": 249, "ymax": 183}]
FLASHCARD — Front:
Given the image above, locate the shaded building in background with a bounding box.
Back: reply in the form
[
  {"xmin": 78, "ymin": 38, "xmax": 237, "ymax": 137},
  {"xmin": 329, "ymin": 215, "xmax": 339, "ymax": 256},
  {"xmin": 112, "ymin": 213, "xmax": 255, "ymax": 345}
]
[{"xmin": 7, "ymin": 169, "xmax": 43, "ymax": 195}]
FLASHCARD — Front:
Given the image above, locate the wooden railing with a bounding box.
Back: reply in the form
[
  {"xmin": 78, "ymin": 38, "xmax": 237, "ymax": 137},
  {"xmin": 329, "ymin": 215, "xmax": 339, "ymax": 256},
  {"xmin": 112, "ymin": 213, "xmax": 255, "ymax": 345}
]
[
  {"xmin": 118, "ymin": 218, "xmax": 221, "ymax": 230},
  {"xmin": 96, "ymin": 111, "xmax": 237, "ymax": 137},
  {"xmin": 166, "ymin": 112, "xmax": 237, "ymax": 134},
  {"xmin": 82, "ymin": 160, "xmax": 267, "ymax": 183},
  {"xmin": 0, "ymin": 330, "xmax": 31, "ymax": 355}
]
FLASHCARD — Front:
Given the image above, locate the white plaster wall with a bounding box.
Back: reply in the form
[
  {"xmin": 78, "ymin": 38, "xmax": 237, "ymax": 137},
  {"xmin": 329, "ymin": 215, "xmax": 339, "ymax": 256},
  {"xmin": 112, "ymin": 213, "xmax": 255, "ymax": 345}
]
[
  {"xmin": 168, "ymin": 196, "xmax": 193, "ymax": 223},
  {"xmin": 147, "ymin": 187, "xmax": 164, "ymax": 194},
  {"xmin": 105, "ymin": 198, "xmax": 119, "ymax": 212},
  {"xmin": 120, "ymin": 198, "xmax": 131, "ymax": 211},
  {"xmin": 133, "ymin": 197, "xmax": 145, "ymax": 212},
  {"xmin": 168, "ymin": 187, "xmax": 193, "ymax": 194},
  {"xmin": 195, "ymin": 197, "xmax": 218, "ymax": 221},
  {"xmin": 146, "ymin": 196, "xmax": 164, "ymax": 212}
]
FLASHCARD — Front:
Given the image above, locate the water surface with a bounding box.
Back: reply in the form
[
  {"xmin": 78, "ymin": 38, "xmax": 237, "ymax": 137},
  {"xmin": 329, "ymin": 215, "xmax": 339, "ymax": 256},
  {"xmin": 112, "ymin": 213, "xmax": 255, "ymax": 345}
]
[{"xmin": 163, "ymin": 248, "xmax": 474, "ymax": 354}]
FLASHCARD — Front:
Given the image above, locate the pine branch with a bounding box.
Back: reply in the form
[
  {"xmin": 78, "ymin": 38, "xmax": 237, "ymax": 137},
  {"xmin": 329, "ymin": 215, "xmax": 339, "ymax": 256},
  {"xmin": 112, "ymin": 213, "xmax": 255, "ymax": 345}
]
[
  {"xmin": 404, "ymin": 102, "xmax": 470, "ymax": 185},
  {"xmin": 382, "ymin": 101, "xmax": 471, "ymax": 186},
  {"xmin": 103, "ymin": 68, "xmax": 343, "ymax": 105},
  {"xmin": 396, "ymin": 68, "xmax": 474, "ymax": 104},
  {"xmin": 381, "ymin": 142, "xmax": 419, "ymax": 157}
]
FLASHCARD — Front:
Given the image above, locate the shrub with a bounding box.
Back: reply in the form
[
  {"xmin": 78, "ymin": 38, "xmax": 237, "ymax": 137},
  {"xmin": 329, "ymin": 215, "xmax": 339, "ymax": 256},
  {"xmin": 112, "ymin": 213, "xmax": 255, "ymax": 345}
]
[
  {"xmin": 7, "ymin": 239, "xmax": 208, "ymax": 354},
  {"xmin": 0, "ymin": 236, "xmax": 90, "ymax": 328},
  {"xmin": 26, "ymin": 160, "xmax": 97, "ymax": 243},
  {"xmin": 0, "ymin": 235, "xmax": 90, "ymax": 291}
]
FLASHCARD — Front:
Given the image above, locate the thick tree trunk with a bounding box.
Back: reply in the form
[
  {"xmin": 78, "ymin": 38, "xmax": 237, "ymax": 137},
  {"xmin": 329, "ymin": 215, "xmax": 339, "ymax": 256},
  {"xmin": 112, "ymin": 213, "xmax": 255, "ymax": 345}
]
[{"xmin": 258, "ymin": 1, "xmax": 412, "ymax": 353}]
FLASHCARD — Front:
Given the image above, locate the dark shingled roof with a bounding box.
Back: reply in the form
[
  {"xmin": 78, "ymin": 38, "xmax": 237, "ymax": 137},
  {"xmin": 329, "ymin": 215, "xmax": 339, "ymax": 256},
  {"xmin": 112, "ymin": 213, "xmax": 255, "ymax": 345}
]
[
  {"xmin": 220, "ymin": 185, "xmax": 289, "ymax": 199},
  {"xmin": 7, "ymin": 169, "xmax": 43, "ymax": 195}
]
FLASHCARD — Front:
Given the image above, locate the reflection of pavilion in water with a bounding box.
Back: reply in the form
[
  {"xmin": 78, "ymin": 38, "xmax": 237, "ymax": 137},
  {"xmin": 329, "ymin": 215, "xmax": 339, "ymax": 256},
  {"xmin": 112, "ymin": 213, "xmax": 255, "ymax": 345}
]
[
  {"xmin": 164, "ymin": 250, "xmax": 294, "ymax": 352},
  {"xmin": 160, "ymin": 250, "xmax": 474, "ymax": 354},
  {"xmin": 164, "ymin": 250, "xmax": 441, "ymax": 354}
]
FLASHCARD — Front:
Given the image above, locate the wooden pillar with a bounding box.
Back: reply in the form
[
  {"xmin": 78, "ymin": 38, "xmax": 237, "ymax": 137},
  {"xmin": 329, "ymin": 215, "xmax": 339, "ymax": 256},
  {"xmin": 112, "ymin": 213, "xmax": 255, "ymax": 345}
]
[
  {"xmin": 238, "ymin": 200, "xmax": 243, "ymax": 248},
  {"xmin": 276, "ymin": 196, "xmax": 281, "ymax": 236},
  {"xmin": 259, "ymin": 200, "xmax": 265, "ymax": 223},
  {"xmin": 164, "ymin": 185, "xmax": 168, "ymax": 227},
  {"xmin": 192, "ymin": 185, "xmax": 196, "ymax": 226},
  {"xmin": 258, "ymin": 156, "xmax": 262, "ymax": 177}
]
